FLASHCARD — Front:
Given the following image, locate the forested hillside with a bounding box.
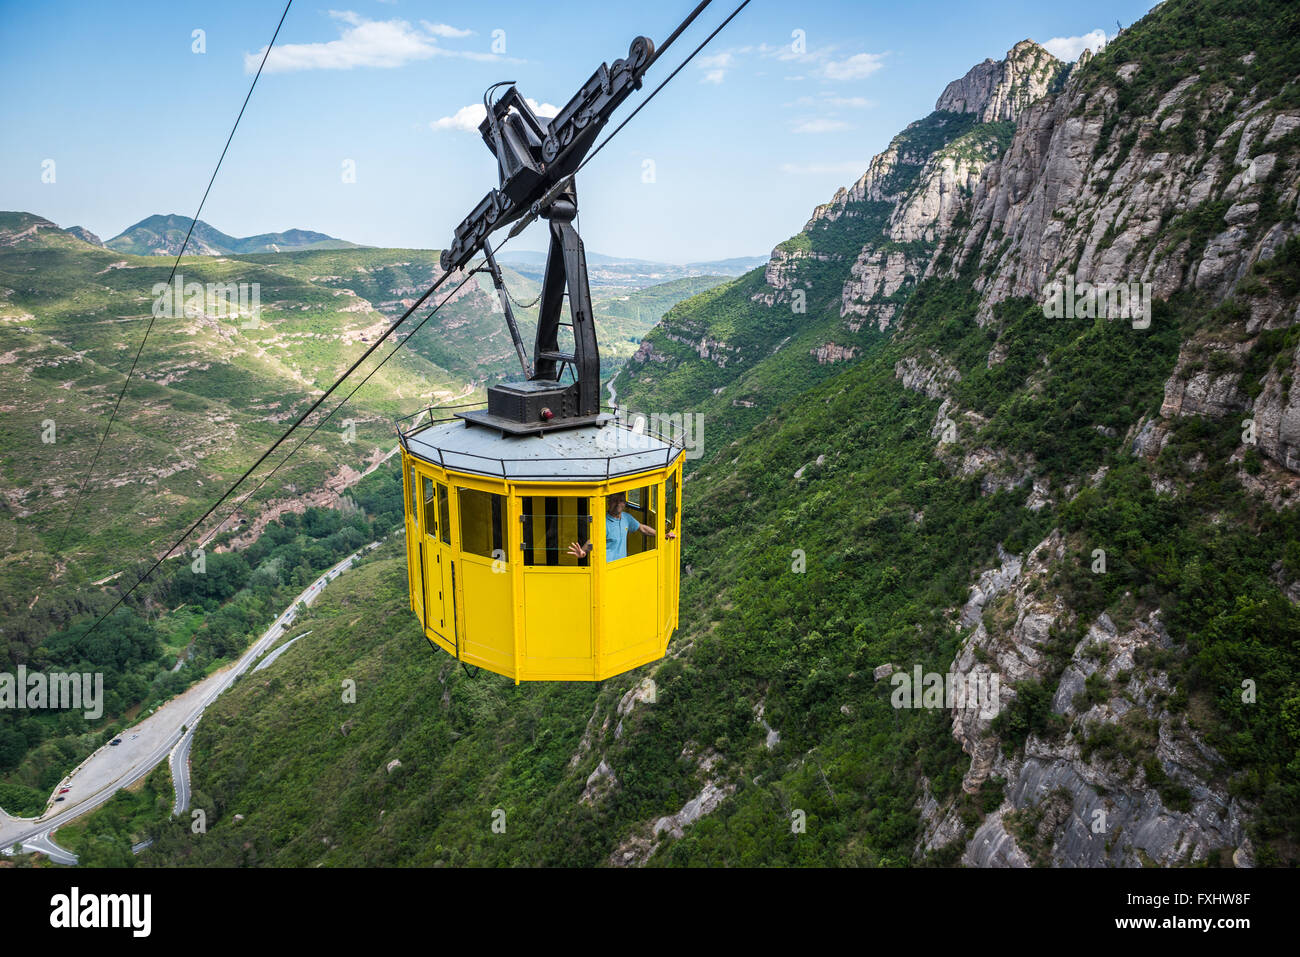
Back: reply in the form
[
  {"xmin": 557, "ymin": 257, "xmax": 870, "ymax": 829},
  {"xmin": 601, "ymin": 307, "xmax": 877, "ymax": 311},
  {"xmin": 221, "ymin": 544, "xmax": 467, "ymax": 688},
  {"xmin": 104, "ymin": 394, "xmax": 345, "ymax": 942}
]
[
  {"xmin": 40, "ymin": 0, "xmax": 1300, "ymax": 867},
  {"xmin": 0, "ymin": 217, "xmax": 707, "ymax": 815}
]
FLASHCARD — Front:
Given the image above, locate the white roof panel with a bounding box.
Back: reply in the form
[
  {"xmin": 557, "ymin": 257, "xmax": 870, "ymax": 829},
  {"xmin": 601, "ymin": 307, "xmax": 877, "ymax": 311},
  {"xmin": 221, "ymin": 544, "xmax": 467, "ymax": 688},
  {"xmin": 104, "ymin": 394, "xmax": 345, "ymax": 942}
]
[{"xmin": 405, "ymin": 419, "xmax": 682, "ymax": 481}]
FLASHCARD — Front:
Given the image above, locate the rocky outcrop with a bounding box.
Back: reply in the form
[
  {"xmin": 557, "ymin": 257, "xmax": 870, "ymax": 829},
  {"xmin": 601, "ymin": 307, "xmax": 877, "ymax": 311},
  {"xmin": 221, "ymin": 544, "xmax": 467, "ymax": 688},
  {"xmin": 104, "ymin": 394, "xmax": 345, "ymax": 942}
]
[
  {"xmin": 936, "ymin": 40, "xmax": 1065, "ymax": 124},
  {"xmin": 611, "ymin": 748, "xmax": 731, "ymax": 866},
  {"xmin": 660, "ymin": 328, "xmax": 740, "ymax": 368},
  {"xmin": 944, "ymin": 42, "xmax": 1300, "ymax": 320},
  {"xmin": 895, "ymin": 351, "xmax": 962, "ymax": 400},
  {"xmin": 761, "ymin": 43, "xmax": 1065, "ymax": 328},
  {"xmin": 579, "ymin": 759, "xmax": 618, "ymax": 806},
  {"xmin": 64, "ymin": 226, "xmax": 104, "ymax": 246},
  {"xmin": 752, "ymin": 245, "xmax": 838, "ymax": 307},
  {"xmin": 842, "ymin": 249, "xmax": 911, "ymax": 331},
  {"xmin": 1250, "ymin": 353, "xmax": 1300, "ymax": 473},
  {"xmin": 921, "ymin": 530, "xmax": 1253, "ymax": 867},
  {"xmin": 962, "ymin": 609, "xmax": 1251, "ymax": 867},
  {"xmin": 810, "ymin": 342, "xmax": 858, "ymax": 364}
]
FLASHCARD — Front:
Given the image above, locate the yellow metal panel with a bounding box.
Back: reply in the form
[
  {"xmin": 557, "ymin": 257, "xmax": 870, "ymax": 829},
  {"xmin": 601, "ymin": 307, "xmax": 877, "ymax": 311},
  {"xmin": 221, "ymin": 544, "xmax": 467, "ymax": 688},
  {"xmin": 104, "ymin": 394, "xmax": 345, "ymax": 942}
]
[
  {"xmin": 509, "ymin": 488, "xmax": 524, "ymax": 684},
  {"xmin": 600, "ymin": 552, "xmax": 660, "ymax": 674},
  {"xmin": 458, "ymin": 554, "xmax": 515, "ymax": 676},
  {"xmin": 521, "ymin": 569, "xmax": 594, "ymax": 678},
  {"xmin": 591, "ymin": 492, "xmax": 603, "ymax": 677},
  {"xmin": 399, "ymin": 449, "xmax": 684, "ymax": 682}
]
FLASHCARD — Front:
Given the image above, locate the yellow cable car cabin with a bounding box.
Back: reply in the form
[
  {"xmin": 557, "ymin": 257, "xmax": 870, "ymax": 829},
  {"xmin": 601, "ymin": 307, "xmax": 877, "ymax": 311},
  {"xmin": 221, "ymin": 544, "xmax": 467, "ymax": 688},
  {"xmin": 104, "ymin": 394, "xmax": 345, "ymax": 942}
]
[
  {"xmin": 400, "ymin": 36, "xmax": 695, "ymax": 681},
  {"xmin": 398, "ymin": 411, "xmax": 684, "ymax": 682}
]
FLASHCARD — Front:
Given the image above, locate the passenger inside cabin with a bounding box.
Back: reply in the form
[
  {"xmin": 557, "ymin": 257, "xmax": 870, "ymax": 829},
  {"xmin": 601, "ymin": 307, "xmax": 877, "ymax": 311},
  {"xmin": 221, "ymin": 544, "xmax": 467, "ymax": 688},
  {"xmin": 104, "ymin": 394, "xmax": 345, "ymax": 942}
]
[{"xmin": 568, "ymin": 491, "xmax": 674, "ymax": 562}]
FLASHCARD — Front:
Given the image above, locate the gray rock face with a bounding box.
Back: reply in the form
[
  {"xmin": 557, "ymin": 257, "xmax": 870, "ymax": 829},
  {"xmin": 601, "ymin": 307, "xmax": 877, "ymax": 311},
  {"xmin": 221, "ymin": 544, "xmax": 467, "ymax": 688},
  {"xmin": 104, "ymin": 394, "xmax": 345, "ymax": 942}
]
[
  {"xmin": 959, "ymin": 544, "xmax": 1023, "ymax": 629},
  {"xmin": 1251, "ymin": 359, "xmax": 1300, "ymax": 472},
  {"xmin": 759, "ymin": 42, "xmax": 1066, "ymax": 334},
  {"xmin": 936, "ymin": 40, "xmax": 1065, "ymax": 124},
  {"xmin": 923, "ymin": 529, "xmax": 1255, "ymax": 867},
  {"xmin": 946, "ymin": 53, "xmax": 1300, "ymax": 322},
  {"xmin": 895, "ymin": 352, "xmax": 962, "ymax": 400},
  {"xmin": 611, "ymin": 749, "xmax": 731, "ymax": 866},
  {"xmin": 580, "ymin": 759, "xmax": 618, "ymax": 806}
]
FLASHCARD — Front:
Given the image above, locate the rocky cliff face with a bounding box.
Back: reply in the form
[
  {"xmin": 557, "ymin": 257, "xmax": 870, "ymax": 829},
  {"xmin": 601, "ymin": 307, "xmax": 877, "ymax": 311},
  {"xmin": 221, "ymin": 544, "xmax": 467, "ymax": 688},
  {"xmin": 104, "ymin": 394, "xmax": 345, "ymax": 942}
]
[
  {"xmin": 930, "ymin": 32, "xmax": 1300, "ymax": 484},
  {"xmin": 936, "ymin": 39, "xmax": 1066, "ymax": 123},
  {"xmin": 918, "ymin": 533, "xmax": 1254, "ymax": 867},
  {"xmin": 749, "ymin": 42, "xmax": 1063, "ymax": 334},
  {"xmin": 612, "ymin": 0, "xmax": 1300, "ymax": 866},
  {"xmin": 892, "ymin": 8, "xmax": 1300, "ymax": 866},
  {"xmin": 941, "ymin": 51, "xmax": 1300, "ymax": 319}
]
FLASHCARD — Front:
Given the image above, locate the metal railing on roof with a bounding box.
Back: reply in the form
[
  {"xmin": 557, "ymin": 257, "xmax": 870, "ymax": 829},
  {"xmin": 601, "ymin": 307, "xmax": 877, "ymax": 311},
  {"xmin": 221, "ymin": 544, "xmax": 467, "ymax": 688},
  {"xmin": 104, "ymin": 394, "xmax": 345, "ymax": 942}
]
[{"xmin": 394, "ymin": 399, "xmax": 685, "ymax": 481}]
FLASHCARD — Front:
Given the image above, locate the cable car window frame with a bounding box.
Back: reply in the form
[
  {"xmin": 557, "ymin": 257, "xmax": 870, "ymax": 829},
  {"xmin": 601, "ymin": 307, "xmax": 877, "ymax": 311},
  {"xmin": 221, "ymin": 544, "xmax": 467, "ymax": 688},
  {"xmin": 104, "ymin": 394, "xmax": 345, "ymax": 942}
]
[
  {"xmin": 612, "ymin": 484, "xmax": 657, "ymax": 560},
  {"xmin": 521, "ymin": 494, "xmax": 592, "ymax": 568},
  {"xmin": 422, "ymin": 475, "xmax": 438, "ymax": 538},
  {"xmin": 409, "ymin": 465, "xmax": 420, "ymax": 532},
  {"xmin": 438, "ymin": 482, "xmax": 451, "ymax": 546},
  {"xmin": 665, "ymin": 472, "xmax": 678, "ymax": 535},
  {"xmin": 457, "ymin": 486, "xmax": 507, "ymax": 562}
]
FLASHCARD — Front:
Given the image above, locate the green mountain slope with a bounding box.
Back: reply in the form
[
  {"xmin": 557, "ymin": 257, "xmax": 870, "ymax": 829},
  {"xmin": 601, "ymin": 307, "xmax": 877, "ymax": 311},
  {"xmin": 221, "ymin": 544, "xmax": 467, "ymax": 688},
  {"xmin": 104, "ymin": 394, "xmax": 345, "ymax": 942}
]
[
  {"xmin": 127, "ymin": 0, "xmax": 1300, "ymax": 869},
  {"xmin": 105, "ymin": 214, "xmax": 362, "ymax": 257},
  {"xmin": 0, "ymin": 217, "xmax": 746, "ymax": 813}
]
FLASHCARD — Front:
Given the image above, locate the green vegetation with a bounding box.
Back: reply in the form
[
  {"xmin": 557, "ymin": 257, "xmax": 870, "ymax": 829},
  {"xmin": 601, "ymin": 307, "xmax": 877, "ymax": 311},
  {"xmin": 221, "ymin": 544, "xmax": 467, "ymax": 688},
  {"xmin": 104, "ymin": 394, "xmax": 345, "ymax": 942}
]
[
  {"xmin": 54, "ymin": 762, "xmax": 175, "ymax": 867},
  {"xmin": 0, "ymin": 459, "xmax": 406, "ymax": 809},
  {"xmin": 11, "ymin": 0, "xmax": 1300, "ymax": 869}
]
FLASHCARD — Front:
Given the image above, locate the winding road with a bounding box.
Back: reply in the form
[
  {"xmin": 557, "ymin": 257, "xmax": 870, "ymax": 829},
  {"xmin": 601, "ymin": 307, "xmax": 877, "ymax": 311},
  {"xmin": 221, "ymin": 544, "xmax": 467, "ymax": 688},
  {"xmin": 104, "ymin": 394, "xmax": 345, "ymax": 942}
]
[{"xmin": 0, "ymin": 543, "xmax": 378, "ymax": 863}]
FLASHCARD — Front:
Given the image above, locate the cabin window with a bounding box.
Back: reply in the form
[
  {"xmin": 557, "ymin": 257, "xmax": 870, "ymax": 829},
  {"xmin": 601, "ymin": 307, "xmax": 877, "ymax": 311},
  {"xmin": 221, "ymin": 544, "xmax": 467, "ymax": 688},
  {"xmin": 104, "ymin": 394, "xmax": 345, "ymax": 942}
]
[
  {"xmin": 458, "ymin": 487, "xmax": 505, "ymax": 560},
  {"xmin": 610, "ymin": 485, "xmax": 656, "ymax": 560},
  {"xmin": 522, "ymin": 496, "xmax": 592, "ymax": 567},
  {"xmin": 409, "ymin": 466, "xmax": 420, "ymax": 531},
  {"xmin": 437, "ymin": 483, "xmax": 451, "ymax": 545},
  {"xmin": 422, "ymin": 476, "xmax": 438, "ymax": 537},
  {"xmin": 665, "ymin": 474, "xmax": 678, "ymax": 535}
]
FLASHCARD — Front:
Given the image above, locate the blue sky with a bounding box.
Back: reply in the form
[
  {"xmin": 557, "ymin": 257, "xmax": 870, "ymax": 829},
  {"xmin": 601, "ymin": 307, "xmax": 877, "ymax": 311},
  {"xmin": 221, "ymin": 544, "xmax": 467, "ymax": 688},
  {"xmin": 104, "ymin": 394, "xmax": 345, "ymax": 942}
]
[{"xmin": 0, "ymin": 0, "xmax": 1158, "ymax": 262}]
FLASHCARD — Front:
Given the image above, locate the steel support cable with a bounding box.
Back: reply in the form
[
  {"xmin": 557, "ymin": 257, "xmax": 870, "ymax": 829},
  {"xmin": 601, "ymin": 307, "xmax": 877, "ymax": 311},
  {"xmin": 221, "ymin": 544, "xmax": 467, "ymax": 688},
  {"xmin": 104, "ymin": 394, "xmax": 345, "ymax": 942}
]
[
  {"xmin": 197, "ymin": 262, "xmax": 491, "ymax": 548},
  {"xmin": 55, "ymin": 0, "xmax": 294, "ymax": 555},
  {"xmin": 74, "ymin": 265, "xmax": 459, "ymax": 641},
  {"xmin": 646, "ymin": 0, "xmax": 715, "ymax": 71},
  {"xmin": 576, "ymin": 0, "xmax": 753, "ymax": 178},
  {"xmin": 71, "ymin": 0, "xmax": 754, "ymax": 639}
]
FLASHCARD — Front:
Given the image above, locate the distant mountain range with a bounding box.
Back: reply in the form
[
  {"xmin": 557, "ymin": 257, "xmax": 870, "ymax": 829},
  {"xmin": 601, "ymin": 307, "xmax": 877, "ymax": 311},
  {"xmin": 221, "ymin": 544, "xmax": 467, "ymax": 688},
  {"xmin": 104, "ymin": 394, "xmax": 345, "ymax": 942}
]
[
  {"xmin": 76, "ymin": 215, "xmax": 765, "ymax": 283},
  {"xmin": 497, "ymin": 250, "xmax": 768, "ymax": 288},
  {"xmin": 101, "ymin": 214, "xmax": 365, "ymax": 257}
]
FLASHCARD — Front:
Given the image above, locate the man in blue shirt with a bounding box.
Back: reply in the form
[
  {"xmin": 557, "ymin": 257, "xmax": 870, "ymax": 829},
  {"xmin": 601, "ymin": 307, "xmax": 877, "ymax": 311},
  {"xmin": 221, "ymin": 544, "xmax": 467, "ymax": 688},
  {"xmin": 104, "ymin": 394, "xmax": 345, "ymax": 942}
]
[{"xmin": 568, "ymin": 491, "xmax": 674, "ymax": 562}]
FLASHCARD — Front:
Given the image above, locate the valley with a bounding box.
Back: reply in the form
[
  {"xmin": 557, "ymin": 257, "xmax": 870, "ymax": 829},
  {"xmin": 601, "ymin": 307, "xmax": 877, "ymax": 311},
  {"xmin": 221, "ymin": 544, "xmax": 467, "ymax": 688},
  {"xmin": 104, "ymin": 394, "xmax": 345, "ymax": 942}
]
[{"xmin": 2, "ymin": 0, "xmax": 1299, "ymax": 872}]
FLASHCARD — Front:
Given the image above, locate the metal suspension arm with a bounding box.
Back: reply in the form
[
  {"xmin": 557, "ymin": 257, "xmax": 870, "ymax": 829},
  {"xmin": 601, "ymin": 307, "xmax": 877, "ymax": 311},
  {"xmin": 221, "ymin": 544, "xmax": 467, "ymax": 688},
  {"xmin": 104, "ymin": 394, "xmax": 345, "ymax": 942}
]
[
  {"xmin": 440, "ymin": 35, "xmax": 655, "ymax": 272},
  {"xmin": 481, "ymin": 239, "xmax": 531, "ymax": 378}
]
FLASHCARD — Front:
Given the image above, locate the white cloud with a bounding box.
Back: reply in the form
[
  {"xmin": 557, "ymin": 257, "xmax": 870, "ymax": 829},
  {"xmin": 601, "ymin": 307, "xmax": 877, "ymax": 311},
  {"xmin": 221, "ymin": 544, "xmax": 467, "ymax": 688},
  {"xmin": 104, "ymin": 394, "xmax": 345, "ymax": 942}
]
[
  {"xmin": 420, "ymin": 21, "xmax": 474, "ymax": 39},
  {"xmin": 1042, "ymin": 29, "xmax": 1109, "ymax": 62},
  {"xmin": 821, "ymin": 52, "xmax": 885, "ymax": 81},
  {"xmin": 696, "ymin": 52, "xmax": 734, "ymax": 84},
  {"xmin": 433, "ymin": 98, "xmax": 560, "ymax": 133},
  {"xmin": 826, "ymin": 95, "xmax": 873, "ymax": 109},
  {"xmin": 246, "ymin": 11, "xmax": 481, "ymax": 73},
  {"xmin": 780, "ymin": 160, "xmax": 870, "ymax": 176},
  {"xmin": 792, "ymin": 118, "xmax": 851, "ymax": 134}
]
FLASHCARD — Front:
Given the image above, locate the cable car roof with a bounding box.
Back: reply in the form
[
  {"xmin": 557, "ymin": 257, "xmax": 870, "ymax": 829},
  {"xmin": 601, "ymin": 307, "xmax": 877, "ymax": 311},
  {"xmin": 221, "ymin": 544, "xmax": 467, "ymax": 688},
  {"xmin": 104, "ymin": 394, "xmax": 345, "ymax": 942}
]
[{"xmin": 403, "ymin": 418, "xmax": 684, "ymax": 482}]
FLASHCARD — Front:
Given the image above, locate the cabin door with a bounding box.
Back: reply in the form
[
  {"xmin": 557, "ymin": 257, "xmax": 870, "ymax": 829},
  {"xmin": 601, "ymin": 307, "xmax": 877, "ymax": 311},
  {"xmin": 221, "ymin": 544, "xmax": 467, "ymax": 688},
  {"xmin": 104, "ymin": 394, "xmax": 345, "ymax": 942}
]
[{"xmin": 422, "ymin": 476, "xmax": 457, "ymax": 653}]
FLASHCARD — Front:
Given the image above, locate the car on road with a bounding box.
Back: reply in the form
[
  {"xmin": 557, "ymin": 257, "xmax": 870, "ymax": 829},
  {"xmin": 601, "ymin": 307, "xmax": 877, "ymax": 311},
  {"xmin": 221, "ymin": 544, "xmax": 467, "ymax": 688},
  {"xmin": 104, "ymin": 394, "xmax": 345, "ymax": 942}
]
[
  {"xmin": 55, "ymin": 797, "xmax": 65, "ymax": 802},
  {"xmin": 58, "ymin": 787, "xmax": 70, "ymax": 794},
  {"xmin": 109, "ymin": 738, "xmax": 122, "ymax": 746}
]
